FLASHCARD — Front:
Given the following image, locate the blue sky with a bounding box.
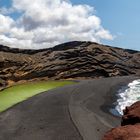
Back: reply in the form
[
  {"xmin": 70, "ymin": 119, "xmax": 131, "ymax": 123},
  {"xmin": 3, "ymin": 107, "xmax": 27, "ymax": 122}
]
[
  {"xmin": 0, "ymin": 0, "xmax": 11, "ymax": 7},
  {"xmin": 0, "ymin": 0, "xmax": 21, "ymax": 19},
  {"xmin": 71, "ymin": 0, "xmax": 140, "ymax": 50},
  {"xmin": 0, "ymin": 0, "xmax": 140, "ymax": 50}
]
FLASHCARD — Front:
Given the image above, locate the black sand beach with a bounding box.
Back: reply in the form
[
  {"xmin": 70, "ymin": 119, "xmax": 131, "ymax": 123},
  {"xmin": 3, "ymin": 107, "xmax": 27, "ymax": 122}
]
[{"xmin": 0, "ymin": 76, "xmax": 139, "ymax": 140}]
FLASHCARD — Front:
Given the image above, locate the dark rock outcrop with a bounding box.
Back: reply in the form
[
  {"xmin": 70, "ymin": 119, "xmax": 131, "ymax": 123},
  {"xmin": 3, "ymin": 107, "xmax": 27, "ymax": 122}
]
[
  {"xmin": 102, "ymin": 101, "xmax": 140, "ymax": 140},
  {"xmin": 0, "ymin": 41, "xmax": 140, "ymax": 88},
  {"xmin": 122, "ymin": 101, "xmax": 140, "ymax": 126}
]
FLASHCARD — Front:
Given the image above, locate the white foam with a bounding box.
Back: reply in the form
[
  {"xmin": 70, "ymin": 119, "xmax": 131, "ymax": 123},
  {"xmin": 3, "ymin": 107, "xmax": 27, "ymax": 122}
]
[{"xmin": 115, "ymin": 79, "xmax": 140, "ymax": 115}]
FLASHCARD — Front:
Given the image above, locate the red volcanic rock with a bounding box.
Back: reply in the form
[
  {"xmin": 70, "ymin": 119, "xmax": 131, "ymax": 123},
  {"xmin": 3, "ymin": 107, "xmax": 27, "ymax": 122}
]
[
  {"xmin": 122, "ymin": 101, "xmax": 140, "ymax": 126},
  {"xmin": 103, "ymin": 102, "xmax": 140, "ymax": 140},
  {"xmin": 102, "ymin": 124, "xmax": 140, "ymax": 140}
]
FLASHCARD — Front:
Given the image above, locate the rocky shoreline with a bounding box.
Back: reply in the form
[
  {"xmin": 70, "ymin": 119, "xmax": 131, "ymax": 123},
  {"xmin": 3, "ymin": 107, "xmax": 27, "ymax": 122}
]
[
  {"xmin": 103, "ymin": 101, "xmax": 140, "ymax": 140},
  {"xmin": 0, "ymin": 76, "xmax": 138, "ymax": 140},
  {"xmin": 0, "ymin": 41, "xmax": 140, "ymax": 140}
]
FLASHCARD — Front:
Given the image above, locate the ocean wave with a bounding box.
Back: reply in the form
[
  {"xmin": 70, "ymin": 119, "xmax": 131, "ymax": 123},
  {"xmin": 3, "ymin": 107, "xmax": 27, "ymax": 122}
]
[{"xmin": 116, "ymin": 79, "xmax": 140, "ymax": 115}]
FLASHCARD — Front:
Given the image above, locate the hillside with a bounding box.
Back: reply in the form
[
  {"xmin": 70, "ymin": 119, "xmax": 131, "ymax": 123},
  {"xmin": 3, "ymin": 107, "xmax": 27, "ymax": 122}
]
[{"xmin": 0, "ymin": 41, "xmax": 140, "ymax": 88}]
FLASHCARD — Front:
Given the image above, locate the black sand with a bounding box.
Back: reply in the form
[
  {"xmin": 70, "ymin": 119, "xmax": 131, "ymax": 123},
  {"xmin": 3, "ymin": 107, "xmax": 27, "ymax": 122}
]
[{"xmin": 0, "ymin": 76, "xmax": 139, "ymax": 140}]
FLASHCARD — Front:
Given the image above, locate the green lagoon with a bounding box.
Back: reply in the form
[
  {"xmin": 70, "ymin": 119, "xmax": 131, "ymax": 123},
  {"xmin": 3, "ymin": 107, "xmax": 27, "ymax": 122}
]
[{"xmin": 0, "ymin": 81, "xmax": 74, "ymax": 112}]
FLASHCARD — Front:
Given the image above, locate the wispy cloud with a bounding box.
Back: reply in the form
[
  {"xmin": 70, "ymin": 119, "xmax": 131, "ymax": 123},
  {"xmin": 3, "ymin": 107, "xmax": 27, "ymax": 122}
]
[{"xmin": 0, "ymin": 0, "xmax": 114, "ymax": 49}]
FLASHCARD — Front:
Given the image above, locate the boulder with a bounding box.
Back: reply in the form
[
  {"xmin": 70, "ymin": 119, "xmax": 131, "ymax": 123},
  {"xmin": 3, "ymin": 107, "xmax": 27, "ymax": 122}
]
[
  {"xmin": 103, "ymin": 101, "xmax": 140, "ymax": 140},
  {"xmin": 122, "ymin": 101, "xmax": 140, "ymax": 126},
  {"xmin": 103, "ymin": 124, "xmax": 140, "ymax": 140}
]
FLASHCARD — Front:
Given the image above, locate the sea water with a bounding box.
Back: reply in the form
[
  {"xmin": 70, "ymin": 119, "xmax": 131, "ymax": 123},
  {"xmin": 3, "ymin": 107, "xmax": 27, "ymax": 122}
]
[{"xmin": 115, "ymin": 79, "xmax": 140, "ymax": 115}]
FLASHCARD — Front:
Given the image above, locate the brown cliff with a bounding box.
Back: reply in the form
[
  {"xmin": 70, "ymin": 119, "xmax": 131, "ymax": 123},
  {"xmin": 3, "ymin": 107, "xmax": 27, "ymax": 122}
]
[
  {"xmin": 102, "ymin": 124, "xmax": 140, "ymax": 140},
  {"xmin": 122, "ymin": 101, "xmax": 140, "ymax": 126},
  {"xmin": 103, "ymin": 101, "xmax": 140, "ymax": 140},
  {"xmin": 0, "ymin": 41, "xmax": 140, "ymax": 88}
]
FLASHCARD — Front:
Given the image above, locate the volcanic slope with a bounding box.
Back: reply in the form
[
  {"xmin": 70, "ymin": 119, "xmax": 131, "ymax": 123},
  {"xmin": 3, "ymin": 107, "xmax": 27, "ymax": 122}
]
[{"xmin": 0, "ymin": 41, "xmax": 140, "ymax": 88}]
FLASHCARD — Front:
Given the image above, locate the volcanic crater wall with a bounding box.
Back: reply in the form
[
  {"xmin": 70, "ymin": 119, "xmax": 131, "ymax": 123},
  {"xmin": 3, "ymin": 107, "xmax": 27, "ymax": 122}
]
[{"xmin": 0, "ymin": 41, "xmax": 140, "ymax": 88}]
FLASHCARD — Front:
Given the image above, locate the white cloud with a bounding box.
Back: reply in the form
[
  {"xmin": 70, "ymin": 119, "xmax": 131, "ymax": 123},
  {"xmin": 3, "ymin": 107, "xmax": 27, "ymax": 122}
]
[
  {"xmin": 0, "ymin": 0, "xmax": 114, "ymax": 49},
  {"xmin": 0, "ymin": 14, "xmax": 14, "ymax": 33},
  {"xmin": 0, "ymin": 7, "xmax": 15, "ymax": 15}
]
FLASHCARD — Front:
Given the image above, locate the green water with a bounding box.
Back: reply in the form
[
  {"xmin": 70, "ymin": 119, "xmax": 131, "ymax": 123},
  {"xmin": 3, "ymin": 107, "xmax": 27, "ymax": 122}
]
[{"xmin": 0, "ymin": 81, "xmax": 74, "ymax": 112}]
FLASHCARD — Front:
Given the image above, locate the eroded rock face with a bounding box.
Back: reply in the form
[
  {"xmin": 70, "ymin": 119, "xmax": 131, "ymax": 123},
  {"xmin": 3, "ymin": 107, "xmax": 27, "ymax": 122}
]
[
  {"xmin": 102, "ymin": 124, "xmax": 140, "ymax": 140},
  {"xmin": 103, "ymin": 101, "xmax": 140, "ymax": 140},
  {"xmin": 0, "ymin": 41, "xmax": 140, "ymax": 88},
  {"xmin": 122, "ymin": 101, "xmax": 140, "ymax": 126}
]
